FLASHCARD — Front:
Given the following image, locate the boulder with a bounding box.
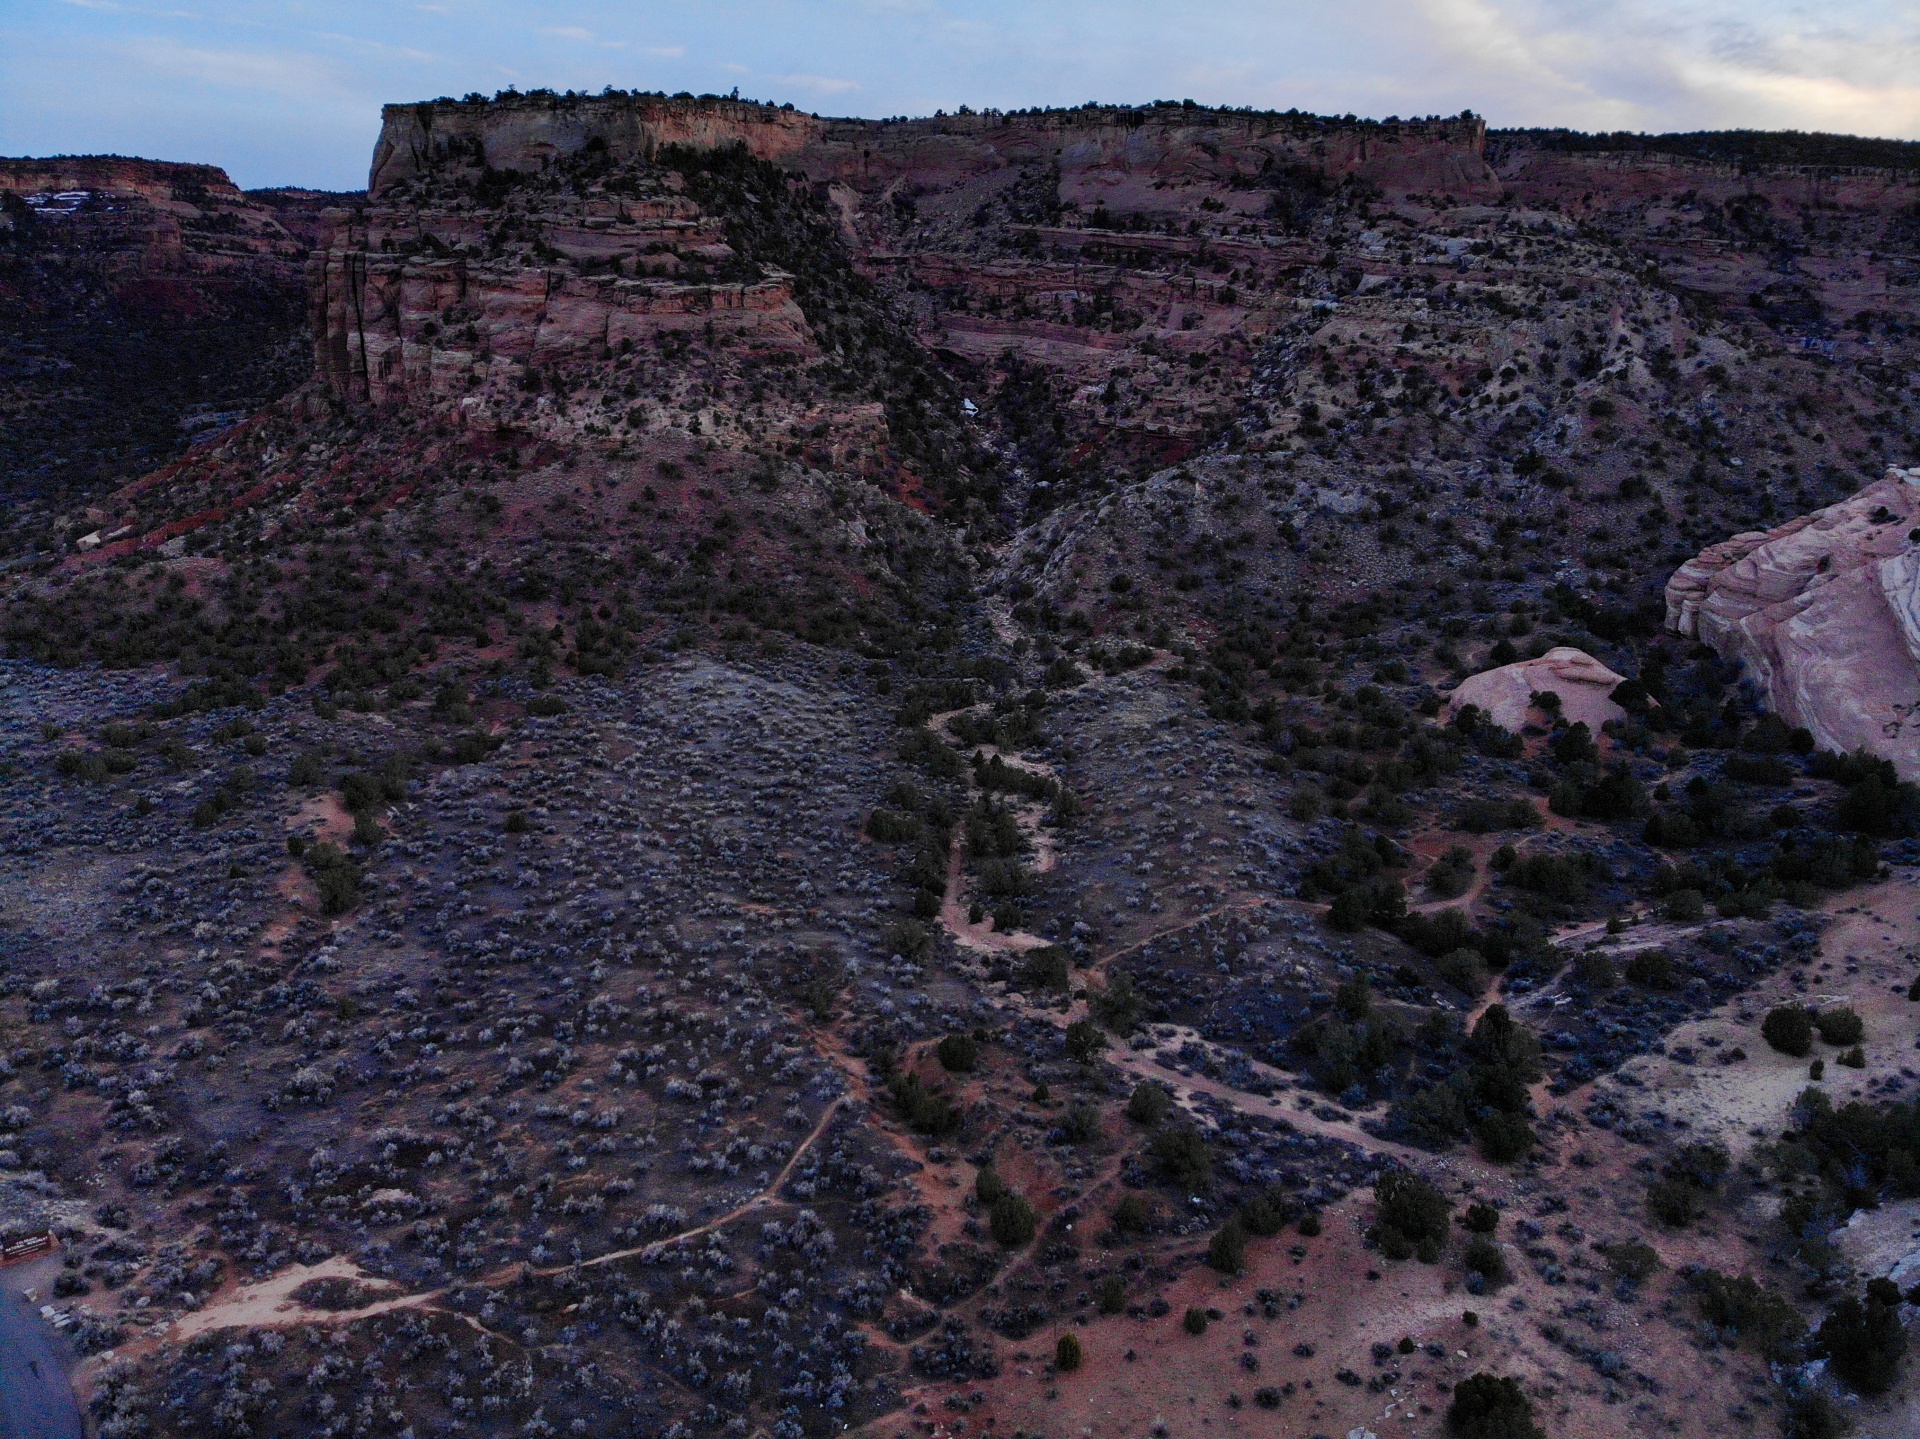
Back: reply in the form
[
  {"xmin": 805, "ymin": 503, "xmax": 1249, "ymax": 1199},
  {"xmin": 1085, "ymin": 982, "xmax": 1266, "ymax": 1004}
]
[
  {"xmin": 1445, "ymin": 646, "xmax": 1629, "ymax": 735},
  {"xmin": 1666, "ymin": 466, "xmax": 1920, "ymax": 779}
]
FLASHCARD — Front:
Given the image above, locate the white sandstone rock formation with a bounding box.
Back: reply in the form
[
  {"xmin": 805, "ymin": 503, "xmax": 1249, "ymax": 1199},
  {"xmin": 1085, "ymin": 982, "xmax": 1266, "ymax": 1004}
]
[
  {"xmin": 1666, "ymin": 465, "xmax": 1920, "ymax": 778},
  {"xmin": 1445, "ymin": 646, "xmax": 1629, "ymax": 735}
]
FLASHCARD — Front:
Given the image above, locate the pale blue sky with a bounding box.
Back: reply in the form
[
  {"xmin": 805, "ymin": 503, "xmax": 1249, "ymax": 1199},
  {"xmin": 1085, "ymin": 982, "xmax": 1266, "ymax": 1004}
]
[{"xmin": 4, "ymin": 0, "xmax": 1917, "ymax": 189}]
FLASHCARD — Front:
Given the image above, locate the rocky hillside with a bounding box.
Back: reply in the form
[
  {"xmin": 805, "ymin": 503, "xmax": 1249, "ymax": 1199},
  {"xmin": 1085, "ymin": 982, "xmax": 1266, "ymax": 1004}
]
[
  {"xmin": 5, "ymin": 93, "xmax": 1920, "ymax": 1439},
  {"xmin": 0, "ymin": 156, "xmax": 347, "ymax": 534}
]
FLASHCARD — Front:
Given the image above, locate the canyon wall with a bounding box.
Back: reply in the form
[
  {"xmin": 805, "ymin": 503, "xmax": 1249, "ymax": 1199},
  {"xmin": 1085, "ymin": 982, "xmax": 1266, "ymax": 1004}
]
[{"xmin": 1668, "ymin": 467, "xmax": 1920, "ymax": 777}]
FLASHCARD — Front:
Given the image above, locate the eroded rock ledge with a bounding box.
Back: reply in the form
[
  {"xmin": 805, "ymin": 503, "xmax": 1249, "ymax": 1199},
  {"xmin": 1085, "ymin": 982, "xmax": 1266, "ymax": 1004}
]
[{"xmin": 1667, "ymin": 465, "xmax": 1920, "ymax": 776}]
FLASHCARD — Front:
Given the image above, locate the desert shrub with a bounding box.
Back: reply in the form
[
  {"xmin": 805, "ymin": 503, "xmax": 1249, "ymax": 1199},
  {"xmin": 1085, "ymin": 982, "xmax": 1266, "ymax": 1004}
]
[
  {"xmin": 1779, "ymin": 1392, "xmax": 1848, "ymax": 1439},
  {"xmin": 866, "ymin": 807, "xmax": 924, "ymax": 844},
  {"xmin": 1502, "ymin": 851, "xmax": 1592, "ymax": 902},
  {"xmin": 1457, "ymin": 796, "xmax": 1539, "ymax": 832},
  {"xmin": 1126, "ymin": 1083, "xmax": 1172, "ymax": 1125},
  {"xmin": 1602, "ymin": 1240, "xmax": 1661, "ymax": 1285},
  {"xmin": 526, "ymin": 695, "xmax": 569, "ymax": 717},
  {"xmin": 1288, "ymin": 786, "xmax": 1325, "ymax": 823},
  {"xmin": 1818, "ymin": 1282, "xmax": 1907, "ymax": 1393},
  {"xmin": 1461, "ymin": 1235, "xmax": 1507, "ymax": 1284},
  {"xmin": 975, "ymin": 1165, "xmax": 1006, "ymax": 1205},
  {"xmin": 887, "ymin": 1070, "xmax": 959, "ymax": 1135},
  {"xmin": 1435, "ymin": 948, "xmax": 1488, "ymax": 995},
  {"xmin": 1328, "ymin": 886, "xmax": 1374, "ymax": 932},
  {"xmin": 1572, "ymin": 951, "xmax": 1617, "ymax": 989},
  {"xmin": 1054, "ymin": 1333, "xmax": 1082, "ymax": 1372},
  {"xmin": 937, "ymin": 1033, "xmax": 980, "ymax": 1072},
  {"xmin": 1840, "ymin": 1044, "xmax": 1866, "ymax": 1068},
  {"xmin": 1110, "ymin": 1193, "xmax": 1153, "ymax": 1235},
  {"xmin": 1148, "ymin": 1126, "xmax": 1213, "ymax": 1189},
  {"xmin": 1098, "ymin": 1276, "xmax": 1126, "ymax": 1314},
  {"xmin": 1061, "ymin": 1103, "xmax": 1102, "ymax": 1144},
  {"xmin": 1399, "ymin": 907, "xmax": 1478, "ymax": 957},
  {"xmin": 1465, "ymin": 1005, "xmax": 1543, "ymax": 1113},
  {"xmin": 1021, "ymin": 947, "xmax": 1071, "ymax": 992},
  {"xmin": 505, "ymin": 808, "xmax": 530, "ymax": 834},
  {"xmin": 1660, "ymin": 886, "xmax": 1705, "ymax": 920},
  {"xmin": 1183, "ymin": 1307, "xmax": 1209, "ymax": 1336},
  {"xmin": 1691, "ymin": 1270, "xmax": 1806, "ymax": 1359},
  {"xmin": 302, "ymin": 841, "xmax": 362, "ymax": 915},
  {"xmin": 1646, "ymin": 1177, "xmax": 1703, "ymax": 1228},
  {"xmin": 1207, "ymin": 1217, "xmax": 1247, "ymax": 1274},
  {"xmin": 1763, "ymin": 1005, "xmax": 1815, "ymax": 1056},
  {"xmin": 1371, "ymin": 1170, "xmax": 1450, "ymax": 1262},
  {"xmin": 1446, "ymin": 1373, "xmax": 1542, "ymax": 1439},
  {"xmin": 1065, "ymin": 1020, "xmax": 1106, "ymax": 1063},
  {"xmin": 1623, "ymin": 949, "xmax": 1674, "ymax": 987},
  {"xmin": 988, "ymin": 1192, "xmax": 1036, "ymax": 1246},
  {"xmin": 1476, "ymin": 1111, "xmax": 1535, "ymax": 1164},
  {"xmin": 1088, "ymin": 969, "xmax": 1141, "ymax": 1033},
  {"xmin": 1426, "ymin": 845, "xmax": 1476, "ymax": 898},
  {"xmin": 1815, "ymin": 1007, "xmax": 1864, "ymax": 1047},
  {"xmin": 1461, "ymin": 1202, "xmax": 1500, "ymax": 1234},
  {"xmin": 1238, "ymin": 1187, "xmax": 1293, "ymax": 1237},
  {"xmin": 1297, "ymin": 1212, "xmax": 1322, "ymax": 1237}
]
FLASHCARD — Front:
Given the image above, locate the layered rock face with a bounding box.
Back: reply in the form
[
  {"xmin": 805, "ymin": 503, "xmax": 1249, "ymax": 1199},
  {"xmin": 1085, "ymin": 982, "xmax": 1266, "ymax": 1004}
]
[
  {"xmin": 0, "ymin": 157, "xmax": 341, "ymax": 506},
  {"xmin": 1667, "ymin": 467, "xmax": 1920, "ymax": 776},
  {"xmin": 0, "ymin": 156, "xmax": 322, "ymax": 322}
]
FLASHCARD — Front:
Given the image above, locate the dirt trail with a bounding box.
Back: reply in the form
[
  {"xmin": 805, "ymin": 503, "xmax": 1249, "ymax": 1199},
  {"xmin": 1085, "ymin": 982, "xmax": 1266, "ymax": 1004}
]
[{"xmin": 160, "ymin": 1095, "xmax": 853, "ymax": 1342}]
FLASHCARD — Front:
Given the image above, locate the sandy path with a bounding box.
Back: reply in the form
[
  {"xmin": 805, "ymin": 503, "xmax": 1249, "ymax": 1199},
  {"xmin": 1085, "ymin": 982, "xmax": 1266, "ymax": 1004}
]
[{"xmin": 163, "ymin": 1095, "xmax": 853, "ymax": 1342}]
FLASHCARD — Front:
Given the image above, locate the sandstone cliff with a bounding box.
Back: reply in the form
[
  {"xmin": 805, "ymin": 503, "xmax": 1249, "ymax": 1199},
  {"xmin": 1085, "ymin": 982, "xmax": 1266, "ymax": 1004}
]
[{"xmin": 1667, "ymin": 466, "xmax": 1920, "ymax": 777}]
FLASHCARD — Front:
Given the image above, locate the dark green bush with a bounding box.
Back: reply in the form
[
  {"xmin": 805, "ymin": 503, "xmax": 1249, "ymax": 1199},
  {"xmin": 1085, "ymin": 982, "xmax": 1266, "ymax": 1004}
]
[
  {"xmin": 989, "ymin": 1192, "xmax": 1037, "ymax": 1246},
  {"xmin": 1021, "ymin": 947, "xmax": 1071, "ymax": 992},
  {"xmin": 1462, "ymin": 1235, "xmax": 1507, "ymax": 1284},
  {"xmin": 1476, "ymin": 1111, "xmax": 1535, "ymax": 1164},
  {"xmin": 937, "ymin": 1033, "xmax": 980, "ymax": 1072},
  {"xmin": 1183, "ymin": 1307, "xmax": 1208, "ymax": 1336},
  {"xmin": 1815, "ymin": 1007, "xmax": 1864, "ymax": 1047},
  {"xmin": 1446, "ymin": 1373, "xmax": 1542, "ymax": 1439},
  {"xmin": 1148, "ymin": 1126, "xmax": 1213, "ymax": 1189},
  {"xmin": 302, "ymin": 841, "xmax": 362, "ymax": 915},
  {"xmin": 1818, "ymin": 1283, "xmax": 1906, "ymax": 1393},
  {"xmin": 1624, "ymin": 949, "xmax": 1674, "ymax": 987},
  {"xmin": 1602, "ymin": 1240, "xmax": 1660, "ymax": 1285},
  {"xmin": 1054, "ymin": 1333, "xmax": 1082, "ymax": 1372},
  {"xmin": 1763, "ymin": 1005, "xmax": 1815, "ymax": 1056},
  {"xmin": 1691, "ymin": 1270, "xmax": 1806, "ymax": 1360},
  {"xmin": 1064, "ymin": 1019, "xmax": 1106, "ymax": 1062},
  {"xmin": 1238, "ymin": 1187, "xmax": 1293, "ymax": 1237},
  {"xmin": 1207, "ymin": 1218, "xmax": 1247, "ymax": 1274},
  {"xmin": 1126, "ymin": 1082, "xmax": 1172, "ymax": 1125},
  {"xmin": 975, "ymin": 1165, "xmax": 1005, "ymax": 1205},
  {"xmin": 887, "ymin": 1070, "xmax": 959, "ymax": 1135},
  {"xmin": 1371, "ymin": 1170, "xmax": 1450, "ymax": 1261}
]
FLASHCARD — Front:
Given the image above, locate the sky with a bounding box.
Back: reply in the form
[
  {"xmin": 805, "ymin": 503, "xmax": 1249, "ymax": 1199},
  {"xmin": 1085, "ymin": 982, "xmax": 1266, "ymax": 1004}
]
[{"xmin": 3, "ymin": 0, "xmax": 1919, "ymax": 190}]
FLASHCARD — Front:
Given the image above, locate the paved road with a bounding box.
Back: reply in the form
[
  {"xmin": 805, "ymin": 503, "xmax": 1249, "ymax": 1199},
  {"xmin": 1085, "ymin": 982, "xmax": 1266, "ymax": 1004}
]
[{"xmin": 0, "ymin": 1256, "xmax": 84, "ymax": 1439}]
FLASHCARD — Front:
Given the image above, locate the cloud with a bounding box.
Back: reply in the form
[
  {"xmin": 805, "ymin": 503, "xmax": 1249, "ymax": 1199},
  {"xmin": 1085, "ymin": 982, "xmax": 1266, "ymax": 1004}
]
[
  {"xmin": 537, "ymin": 25, "xmax": 595, "ymax": 42},
  {"xmin": 778, "ymin": 72, "xmax": 860, "ymax": 95},
  {"xmin": 57, "ymin": 0, "xmax": 201, "ymax": 18},
  {"xmin": 645, "ymin": 45, "xmax": 686, "ymax": 59}
]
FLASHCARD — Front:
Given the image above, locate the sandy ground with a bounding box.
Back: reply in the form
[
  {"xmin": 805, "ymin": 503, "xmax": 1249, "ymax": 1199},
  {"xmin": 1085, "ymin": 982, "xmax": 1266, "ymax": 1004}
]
[{"xmin": 883, "ymin": 862, "xmax": 1920, "ymax": 1439}]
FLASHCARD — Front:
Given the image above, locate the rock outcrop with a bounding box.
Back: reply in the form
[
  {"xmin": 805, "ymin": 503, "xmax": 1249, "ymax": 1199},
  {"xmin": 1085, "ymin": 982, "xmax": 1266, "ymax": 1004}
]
[
  {"xmin": 1666, "ymin": 466, "xmax": 1920, "ymax": 777},
  {"xmin": 1445, "ymin": 647, "xmax": 1630, "ymax": 735}
]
